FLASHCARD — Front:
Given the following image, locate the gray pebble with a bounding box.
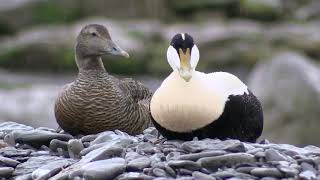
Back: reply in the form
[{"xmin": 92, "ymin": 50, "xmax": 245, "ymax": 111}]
[
  {"xmin": 116, "ymin": 172, "xmax": 140, "ymax": 180},
  {"xmin": 72, "ymin": 158, "xmax": 126, "ymax": 180},
  {"xmin": 236, "ymin": 166, "xmax": 256, "ymax": 174},
  {"xmin": 299, "ymin": 170, "xmax": 316, "ymax": 180},
  {"xmin": 49, "ymin": 139, "xmax": 68, "ymax": 152},
  {"xmin": 80, "ymin": 134, "xmax": 98, "ymax": 142},
  {"xmin": 164, "ymin": 164, "xmax": 176, "ymax": 178},
  {"xmin": 250, "ymin": 167, "xmax": 283, "ymax": 178},
  {"xmin": 192, "ymin": 171, "xmax": 216, "ymax": 180},
  {"xmin": 127, "ymin": 157, "xmax": 151, "ymax": 171},
  {"xmin": 178, "ymin": 168, "xmax": 193, "ymax": 176},
  {"xmin": 166, "ymin": 152, "xmax": 182, "ymax": 161},
  {"xmin": 177, "ymin": 150, "xmax": 227, "ymax": 161},
  {"xmin": 136, "ymin": 142, "xmax": 156, "ymax": 154},
  {"xmin": 265, "ymin": 149, "xmax": 287, "ymax": 162},
  {"xmin": 67, "ymin": 139, "xmax": 84, "ymax": 159},
  {"xmin": 255, "ymin": 151, "xmax": 266, "ymax": 158},
  {"xmin": 277, "ymin": 165, "xmax": 299, "ymax": 177},
  {"xmin": 0, "ymin": 147, "xmax": 32, "ymax": 158},
  {"xmin": 300, "ymin": 162, "xmax": 316, "ymax": 172},
  {"xmin": 31, "ymin": 159, "xmax": 76, "ymax": 180},
  {"xmin": 13, "ymin": 173, "xmax": 32, "ymax": 180},
  {"xmin": 198, "ymin": 153, "xmax": 256, "ymax": 171},
  {"xmin": 175, "ymin": 177, "xmax": 193, "ymax": 180},
  {"xmin": 168, "ymin": 160, "xmax": 202, "ymax": 171},
  {"xmin": 182, "ymin": 139, "xmax": 245, "ymax": 153},
  {"xmin": 0, "ymin": 167, "xmax": 14, "ymax": 178},
  {"xmin": 0, "ymin": 155, "xmax": 20, "ymax": 167},
  {"xmin": 152, "ymin": 168, "xmax": 168, "ymax": 177}
]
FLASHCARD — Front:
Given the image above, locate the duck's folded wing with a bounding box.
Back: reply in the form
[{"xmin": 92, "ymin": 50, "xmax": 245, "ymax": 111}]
[{"xmin": 119, "ymin": 78, "xmax": 153, "ymax": 102}]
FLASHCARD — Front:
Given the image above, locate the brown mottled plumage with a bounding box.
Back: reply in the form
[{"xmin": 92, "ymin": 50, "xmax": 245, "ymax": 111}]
[{"xmin": 54, "ymin": 24, "xmax": 152, "ymax": 135}]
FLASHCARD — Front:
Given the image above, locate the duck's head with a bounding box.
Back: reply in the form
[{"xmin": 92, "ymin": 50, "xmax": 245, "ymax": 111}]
[
  {"xmin": 75, "ymin": 24, "xmax": 129, "ymax": 58},
  {"xmin": 167, "ymin": 33, "xmax": 199, "ymax": 82}
]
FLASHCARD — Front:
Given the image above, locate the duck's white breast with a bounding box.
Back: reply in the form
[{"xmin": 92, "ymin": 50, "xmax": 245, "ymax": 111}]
[{"xmin": 150, "ymin": 71, "xmax": 227, "ymax": 132}]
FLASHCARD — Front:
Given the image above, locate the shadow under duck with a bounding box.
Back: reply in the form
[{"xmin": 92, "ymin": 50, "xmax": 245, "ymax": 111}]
[{"xmin": 55, "ymin": 24, "xmax": 152, "ymax": 135}]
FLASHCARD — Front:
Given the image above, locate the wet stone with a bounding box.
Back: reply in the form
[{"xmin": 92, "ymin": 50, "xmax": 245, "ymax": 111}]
[
  {"xmin": 236, "ymin": 166, "xmax": 256, "ymax": 174},
  {"xmin": 192, "ymin": 171, "xmax": 216, "ymax": 180},
  {"xmin": 178, "ymin": 168, "xmax": 193, "ymax": 176},
  {"xmin": 250, "ymin": 167, "xmax": 283, "ymax": 178},
  {"xmin": 127, "ymin": 157, "xmax": 151, "ymax": 171},
  {"xmin": 164, "ymin": 164, "xmax": 176, "ymax": 178},
  {"xmin": 0, "ymin": 167, "xmax": 14, "ymax": 178},
  {"xmin": 13, "ymin": 173, "xmax": 32, "ymax": 180},
  {"xmin": 265, "ymin": 149, "xmax": 287, "ymax": 162},
  {"xmin": 49, "ymin": 139, "xmax": 68, "ymax": 152},
  {"xmin": 80, "ymin": 134, "xmax": 98, "ymax": 143},
  {"xmin": 136, "ymin": 142, "xmax": 156, "ymax": 154},
  {"xmin": 198, "ymin": 153, "xmax": 256, "ymax": 171},
  {"xmin": 300, "ymin": 162, "xmax": 316, "ymax": 172},
  {"xmin": 0, "ymin": 147, "xmax": 31, "ymax": 157},
  {"xmin": 177, "ymin": 150, "xmax": 227, "ymax": 161},
  {"xmin": 152, "ymin": 168, "xmax": 168, "ymax": 177},
  {"xmin": 67, "ymin": 139, "xmax": 84, "ymax": 159},
  {"xmin": 182, "ymin": 139, "xmax": 245, "ymax": 153},
  {"xmin": 0, "ymin": 155, "xmax": 20, "ymax": 167},
  {"xmin": 168, "ymin": 160, "xmax": 202, "ymax": 171},
  {"xmin": 277, "ymin": 165, "xmax": 299, "ymax": 177},
  {"xmin": 299, "ymin": 170, "xmax": 316, "ymax": 180}
]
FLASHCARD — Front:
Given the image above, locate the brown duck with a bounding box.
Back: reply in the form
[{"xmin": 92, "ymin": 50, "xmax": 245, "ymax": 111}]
[{"xmin": 55, "ymin": 24, "xmax": 152, "ymax": 135}]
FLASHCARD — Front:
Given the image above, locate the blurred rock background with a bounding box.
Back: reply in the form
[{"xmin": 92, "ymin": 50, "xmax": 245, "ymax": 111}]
[{"xmin": 0, "ymin": 0, "xmax": 319, "ymax": 146}]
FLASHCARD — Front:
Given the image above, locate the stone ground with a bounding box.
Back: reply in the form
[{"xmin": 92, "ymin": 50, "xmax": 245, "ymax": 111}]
[{"xmin": 0, "ymin": 121, "xmax": 320, "ymax": 180}]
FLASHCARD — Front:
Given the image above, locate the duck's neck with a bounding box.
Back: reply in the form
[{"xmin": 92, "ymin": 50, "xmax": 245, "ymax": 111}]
[{"xmin": 75, "ymin": 50, "xmax": 106, "ymax": 73}]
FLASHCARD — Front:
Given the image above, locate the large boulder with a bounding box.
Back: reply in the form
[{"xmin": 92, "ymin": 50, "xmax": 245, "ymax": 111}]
[{"xmin": 248, "ymin": 52, "xmax": 320, "ymax": 146}]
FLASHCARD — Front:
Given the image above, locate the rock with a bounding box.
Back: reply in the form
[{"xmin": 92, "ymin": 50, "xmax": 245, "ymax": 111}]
[
  {"xmin": 13, "ymin": 155, "xmax": 67, "ymax": 176},
  {"xmin": 11, "ymin": 129, "xmax": 73, "ymax": 148},
  {"xmin": 182, "ymin": 139, "xmax": 245, "ymax": 153},
  {"xmin": 0, "ymin": 155, "xmax": 20, "ymax": 167},
  {"xmin": 0, "ymin": 147, "xmax": 32, "ymax": 158},
  {"xmin": 277, "ymin": 165, "xmax": 299, "ymax": 177},
  {"xmin": 152, "ymin": 168, "xmax": 168, "ymax": 177},
  {"xmin": 168, "ymin": 160, "xmax": 201, "ymax": 171},
  {"xmin": 49, "ymin": 139, "xmax": 68, "ymax": 152},
  {"xmin": 164, "ymin": 164, "xmax": 176, "ymax": 178},
  {"xmin": 249, "ymin": 52, "xmax": 320, "ymax": 146},
  {"xmin": 136, "ymin": 142, "xmax": 156, "ymax": 154},
  {"xmin": 70, "ymin": 158, "xmax": 126, "ymax": 180},
  {"xmin": 177, "ymin": 150, "xmax": 227, "ymax": 161},
  {"xmin": 67, "ymin": 139, "xmax": 84, "ymax": 159},
  {"xmin": 299, "ymin": 170, "xmax": 316, "ymax": 180},
  {"xmin": 80, "ymin": 134, "xmax": 98, "ymax": 143},
  {"xmin": 0, "ymin": 122, "xmax": 34, "ymax": 134},
  {"xmin": 192, "ymin": 171, "xmax": 216, "ymax": 180},
  {"xmin": 250, "ymin": 167, "xmax": 283, "ymax": 178},
  {"xmin": 198, "ymin": 153, "xmax": 256, "ymax": 171},
  {"xmin": 265, "ymin": 149, "xmax": 287, "ymax": 162},
  {"xmin": 31, "ymin": 159, "xmax": 76, "ymax": 180},
  {"xmin": 0, "ymin": 167, "xmax": 14, "ymax": 178},
  {"xmin": 127, "ymin": 157, "xmax": 151, "ymax": 171},
  {"xmin": 80, "ymin": 144, "xmax": 124, "ymax": 163},
  {"xmin": 14, "ymin": 173, "xmax": 32, "ymax": 180}
]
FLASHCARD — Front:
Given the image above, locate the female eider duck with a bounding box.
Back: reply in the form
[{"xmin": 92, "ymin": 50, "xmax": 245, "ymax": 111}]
[
  {"xmin": 55, "ymin": 24, "xmax": 152, "ymax": 135},
  {"xmin": 150, "ymin": 33, "xmax": 263, "ymax": 142}
]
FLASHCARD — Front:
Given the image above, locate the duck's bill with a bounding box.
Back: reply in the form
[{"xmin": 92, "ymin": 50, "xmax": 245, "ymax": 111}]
[{"xmin": 108, "ymin": 41, "xmax": 130, "ymax": 58}]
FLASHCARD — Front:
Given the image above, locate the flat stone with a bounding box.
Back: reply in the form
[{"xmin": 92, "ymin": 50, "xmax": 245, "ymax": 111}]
[
  {"xmin": 236, "ymin": 166, "xmax": 256, "ymax": 174},
  {"xmin": 116, "ymin": 172, "xmax": 141, "ymax": 180},
  {"xmin": 31, "ymin": 159, "xmax": 76, "ymax": 180},
  {"xmin": 13, "ymin": 173, "xmax": 32, "ymax": 180},
  {"xmin": 13, "ymin": 155, "xmax": 67, "ymax": 176},
  {"xmin": 168, "ymin": 160, "xmax": 201, "ymax": 171},
  {"xmin": 0, "ymin": 147, "xmax": 32, "ymax": 158},
  {"xmin": 198, "ymin": 153, "xmax": 256, "ymax": 171},
  {"xmin": 177, "ymin": 150, "xmax": 227, "ymax": 161},
  {"xmin": 0, "ymin": 155, "xmax": 20, "ymax": 167},
  {"xmin": 299, "ymin": 170, "xmax": 316, "ymax": 180},
  {"xmin": 12, "ymin": 130, "xmax": 73, "ymax": 148},
  {"xmin": 265, "ymin": 149, "xmax": 287, "ymax": 162},
  {"xmin": 164, "ymin": 164, "xmax": 176, "ymax": 178},
  {"xmin": 127, "ymin": 157, "xmax": 151, "ymax": 171},
  {"xmin": 192, "ymin": 171, "xmax": 216, "ymax": 180},
  {"xmin": 300, "ymin": 162, "xmax": 316, "ymax": 172},
  {"xmin": 0, "ymin": 167, "xmax": 14, "ymax": 178},
  {"xmin": 49, "ymin": 139, "xmax": 68, "ymax": 152},
  {"xmin": 182, "ymin": 139, "xmax": 245, "ymax": 153},
  {"xmin": 136, "ymin": 142, "xmax": 156, "ymax": 154},
  {"xmin": 250, "ymin": 167, "xmax": 283, "ymax": 178},
  {"xmin": 152, "ymin": 168, "xmax": 168, "ymax": 177},
  {"xmin": 178, "ymin": 168, "xmax": 193, "ymax": 176},
  {"xmin": 80, "ymin": 134, "xmax": 98, "ymax": 143},
  {"xmin": 277, "ymin": 165, "xmax": 299, "ymax": 177}
]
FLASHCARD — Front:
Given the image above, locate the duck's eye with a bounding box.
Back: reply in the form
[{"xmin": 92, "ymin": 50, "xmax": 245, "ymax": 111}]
[{"xmin": 91, "ymin": 32, "xmax": 97, "ymax": 36}]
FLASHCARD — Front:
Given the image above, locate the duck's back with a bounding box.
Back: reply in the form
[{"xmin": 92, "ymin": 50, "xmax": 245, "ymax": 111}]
[{"xmin": 55, "ymin": 71, "xmax": 152, "ymax": 135}]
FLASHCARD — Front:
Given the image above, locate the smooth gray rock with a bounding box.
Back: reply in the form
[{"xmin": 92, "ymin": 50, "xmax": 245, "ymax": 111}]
[
  {"xmin": 0, "ymin": 155, "xmax": 20, "ymax": 167},
  {"xmin": 168, "ymin": 160, "xmax": 201, "ymax": 171},
  {"xmin": 75, "ymin": 158, "xmax": 126, "ymax": 180},
  {"xmin": 14, "ymin": 173, "xmax": 32, "ymax": 180},
  {"xmin": 12, "ymin": 130, "xmax": 73, "ymax": 148},
  {"xmin": 80, "ymin": 134, "xmax": 98, "ymax": 143},
  {"xmin": 13, "ymin": 156, "xmax": 66, "ymax": 176},
  {"xmin": 299, "ymin": 170, "xmax": 316, "ymax": 180},
  {"xmin": 198, "ymin": 153, "xmax": 256, "ymax": 171},
  {"xmin": 136, "ymin": 142, "xmax": 156, "ymax": 154},
  {"xmin": 249, "ymin": 52, "xmax": 320, "ymax": 146},
  {"xmin": 49, "ymin": 139, "xmax": 68, "ymax": 152},
  {"xmin": 127, "ymin": 157, "xmax": 151, "ymax": 171},
  {"xmin": 164, "ymin": 164, "xmax": 176, "ymax": 178},
  {"xmin": 265, "ymin": 149, "xmax": 287, "ymax": 162},
  {"xmin": 31, "ymin": 159, "xmax": 76, "ymax": 180},
  {"xmin": 178, "ymin": 168, "xmax": 193, "ymax": 176},
  {"xmin": 277, "ymin": 165, "xmax": 299, "ymax": 177},
  {"xmin": 116, "ymin": 172, "xmax": 141, "ymax": 180},
  {"xmin": 177, "ymin": 150, "xmax": 227, "ymax": 161},
  {"xmin": 0, "ymin": 122, "xmax": 34, "ymax": 134},
  {"xmin": 182, "ymin": 139, "xmax": 245, "ymax": 153},
  {"xmin": 67, "ymin": 139, "xmax": 84, "ymax": 159},
  {"xmin": 0, "ymin": 167, "xmax": 14, "ymax": 178},
  {"xmin": 192, "ymin": 171, "xmax": 216, "ymax": 180},
  {"xmin": 152, "ymin": 168, "xmax": 168, "ymax": 177},
  {"xmin": 250, "ymin": 167, "xmax": 283, "ymax": 178},
  {"xmin": 0, "ymin": 147, "xmax": 32, "ymax": 158}
]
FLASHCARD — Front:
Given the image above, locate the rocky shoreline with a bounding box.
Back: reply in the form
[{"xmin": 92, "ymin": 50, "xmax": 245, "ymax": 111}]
[{"xmin": 0, "ymin": 121, "xmax": 319, "ymax": 180}]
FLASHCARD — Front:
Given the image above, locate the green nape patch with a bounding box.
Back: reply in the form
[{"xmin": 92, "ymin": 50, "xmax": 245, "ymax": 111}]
[{"xmin": 31, "ymin": 1, "xmax": 83, "ymax": 25}]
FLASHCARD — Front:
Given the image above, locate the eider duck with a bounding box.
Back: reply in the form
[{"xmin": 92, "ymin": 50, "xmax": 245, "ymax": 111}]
[
  {"xmin": 150, "ymin": 33, "xmax": 263, "ymax": 142},
  {"xmin": 55, "ymin": 24, "xmax": 152, "ymax": 135}
]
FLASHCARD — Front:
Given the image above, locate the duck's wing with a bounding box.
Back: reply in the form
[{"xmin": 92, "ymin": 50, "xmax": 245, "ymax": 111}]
[{"xmin": 119, "ymin": 78, "xmax": 153, "ymax": 104}]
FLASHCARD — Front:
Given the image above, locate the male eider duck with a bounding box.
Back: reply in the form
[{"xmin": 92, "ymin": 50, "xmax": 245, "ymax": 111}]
[
  {"xmin": 150, "ymin": 33, "xmax": 263, "ymax": 142},
  {"xmin": 55, "ymin": 24, "xmax": 152, "ymax": 135}
]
